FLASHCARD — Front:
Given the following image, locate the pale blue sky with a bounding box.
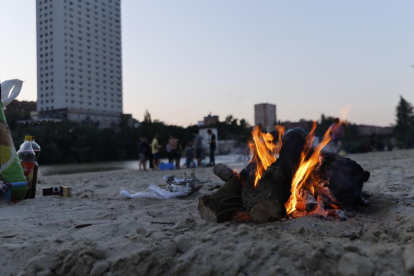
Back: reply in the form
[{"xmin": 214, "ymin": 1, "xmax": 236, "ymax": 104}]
[{"xmin": 1, "ymin": 0, "xmax": 413, "ymax": 126}]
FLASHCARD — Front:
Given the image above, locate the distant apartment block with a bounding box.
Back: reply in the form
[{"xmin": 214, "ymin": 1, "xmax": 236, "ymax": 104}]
[
  {"xmin": 4, "ymin": 100, "xmax": 37, "ymax": 117},
  {"xmin": 36, "ymin": 0, "xmax": 122, "ymax": 128},
  {"xmin": 254, "ymin": 103, "xmax": 276, "ymax": 132},
  {"xmin": 204, "ymin": 115, "xmax": 219, "ymax": 126}
]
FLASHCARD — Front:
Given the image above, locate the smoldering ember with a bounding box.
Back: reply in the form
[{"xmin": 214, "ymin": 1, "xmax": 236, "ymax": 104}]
[{"xmin": 199, "ymin": 123, "xmax": 371, "ymax": 223}]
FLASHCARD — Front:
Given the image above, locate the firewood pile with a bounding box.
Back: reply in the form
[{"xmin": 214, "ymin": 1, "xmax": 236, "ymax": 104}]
[{"xmin": 198, "ymin": 124, "xmax": 370, "ymax": 223}]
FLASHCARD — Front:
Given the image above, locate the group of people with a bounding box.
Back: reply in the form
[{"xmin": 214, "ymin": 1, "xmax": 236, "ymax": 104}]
[{"xmin": 137, "ymin": 129, "xmax": 216, "ymax": 170}]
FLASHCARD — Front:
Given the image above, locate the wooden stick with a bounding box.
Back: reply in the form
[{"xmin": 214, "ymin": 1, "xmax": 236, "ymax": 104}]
[{"xmin": 198, "ymin": 164, "xmax": 244, "ymax": 223}]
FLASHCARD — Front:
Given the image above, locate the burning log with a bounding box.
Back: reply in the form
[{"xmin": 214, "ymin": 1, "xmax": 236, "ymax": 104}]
[
  {"xmin": 314, "ymin": 152, "xmax": 371, "ymax": 207},
  {"xmin": 242, "ymin": 128, "xmax": 307, "ymax": 222},
  {"xmin": 198, "ymin": 123, "xmax": 371, "ymax": 223},
  {"xmin": 213, "ymin": 163, "xmax": 238, "ymax": 183},
  {"xmin": 241, "ymin": 166, "xmax": 285, "ymax": 222},
  {"xmin": 198, "ymin": 164, "xmax": 243, "ymax": 223},
  {"xmin": 295, "ymin": 189, "xmax": 317, "ymax": 212},
  {"xmin": 288, "ymin": 152, "xmax": 371, "ymax": 218}
]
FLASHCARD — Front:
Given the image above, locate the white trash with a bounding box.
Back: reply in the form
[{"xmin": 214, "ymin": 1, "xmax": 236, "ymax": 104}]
[
  {"xmin": 120, "ymin": 183, "xmax": 189, "ymax": 199},
  {"xmin": 120, "ymin": 175, "xmax": 201, "ymax": 199}
]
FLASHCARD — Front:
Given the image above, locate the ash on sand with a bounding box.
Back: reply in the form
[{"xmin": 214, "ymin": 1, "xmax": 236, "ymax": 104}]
[{"xmin": 2, "ymin": 150, "xmax": 414, "ymax": 276}]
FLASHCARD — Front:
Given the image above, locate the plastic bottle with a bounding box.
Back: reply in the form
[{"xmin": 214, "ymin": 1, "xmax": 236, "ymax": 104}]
[
  {"xmin": 17, "ymin": 135, "xmax": 36, "ymax": 199},
  {"xmin": 30, "ymin": 137, "xmax": 41, "ymax": 199}
]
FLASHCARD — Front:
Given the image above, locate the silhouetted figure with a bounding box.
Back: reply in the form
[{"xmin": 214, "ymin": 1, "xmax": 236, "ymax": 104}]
[
  {"xmin": 166, "ymin": 143, "xmax": 172, "ymax": 163},
  {"xmin": 186, "ymin": 142, "xmax": 195, "ymax": 168},
  {"xmin": 169, "ymin": 134, "xmax": 182, "ymax": 169},
  {"xmin": 207, "ymin": 129, "xmax": 216, "ymax": 166},
  {"xmin": 369, "ymin": 133, "xmax": 377, "ymax": 151},
  {"xmin": 193, "ymin": 130, "xmax": 204, "ymax": 167},
  {"xmin": 138, "ymin": 138, "xmax": 148, "ymax": 170},
  {"xmin": 152, "ymin": 134, "xmax": 161, "ymax": 169},
  {"xmin": 145, "ymin": 138, "xmax": 153, "ymax": 169}
]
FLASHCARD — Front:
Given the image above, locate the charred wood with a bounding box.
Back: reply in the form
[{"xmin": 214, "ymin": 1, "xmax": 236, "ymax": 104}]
[
  {"xmin": 198, "ymin": 164, "xmax": 243, "ymax": 223},
  {"xmin": 314, "ymin": 152, "xmax": 371, "ymax": 207},
  {"xmin": 242, "ymin": 128, "xmax": 307, "ymax": 222},
  {"xmin": 213, "ymin": 163, "xmax": 238, "ymax": 182}
]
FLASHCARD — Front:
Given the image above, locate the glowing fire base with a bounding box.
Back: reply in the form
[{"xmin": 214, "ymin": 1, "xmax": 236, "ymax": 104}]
[{"xmin": 199, "ymin": 124, "xmax": 370, "ymax": 223}]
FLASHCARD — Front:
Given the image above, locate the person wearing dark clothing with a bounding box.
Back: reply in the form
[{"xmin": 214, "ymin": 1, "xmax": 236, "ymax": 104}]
[
  {"xmin": 166, "ymin": 143, "xmax": 172, "ymax": 163},
  {"xmin": 177, "ymin": 142, "xmax": 182, "ymax": 168},
  {"xmin": 169, "ymin": 134, "xmax": 182, "ymax": 169},
  {"xmin": 207, "ymin": 129, "xmax": 216, "ymax": 166},
  {"xmin": 193, "ymin": 130, "xmax": 204, "ymax": 167},
  {"xmin": 185, "ymin": 142, "xmax": 195, "ymax": 168},
  {"xmin": 369, "ymin": 133, "xmax": 377, "ymax": 151},
  {"xmin": 138, "ymin": 138, "xmax": 148, "ymax": 170},
  {"xmin": 144, "ymin": 138, "xmax": 153, "ymax": 169}
]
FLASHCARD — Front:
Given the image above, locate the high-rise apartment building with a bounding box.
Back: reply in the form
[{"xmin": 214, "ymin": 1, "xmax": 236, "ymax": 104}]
[
  {"xmin": 254, "ymin": 103, "xmax": 277, "ymax": 132},
  {"xmin": 36, "ymin": 0, "xmax": 122, "ymax": 127}
]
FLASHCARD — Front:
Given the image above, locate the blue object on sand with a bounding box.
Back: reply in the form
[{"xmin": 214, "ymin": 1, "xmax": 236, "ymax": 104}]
[
  {"xmin": 159, "ymin": 162, "xmax": 175, "ymax": 170},
  {"xmin": 1, "ymin": 182, "xmax": 28, "ymax": 204}
]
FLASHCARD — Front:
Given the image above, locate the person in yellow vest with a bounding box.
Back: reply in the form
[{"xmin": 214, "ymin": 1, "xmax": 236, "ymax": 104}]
[{"xmin": 151, "ymin": 134, "xmax": 161, "ymax": 169}]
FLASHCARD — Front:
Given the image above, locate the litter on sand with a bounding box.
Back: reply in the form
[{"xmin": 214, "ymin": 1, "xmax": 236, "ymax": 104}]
[{"xmin": 120, "ymin": 174, "xmax": 202, "ymax": 199}]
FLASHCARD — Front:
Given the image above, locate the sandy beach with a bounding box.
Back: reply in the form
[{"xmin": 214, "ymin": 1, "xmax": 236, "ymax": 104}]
[{"xmin": 1, "ymin": 150, "xmax": 413, "ymax": 276}]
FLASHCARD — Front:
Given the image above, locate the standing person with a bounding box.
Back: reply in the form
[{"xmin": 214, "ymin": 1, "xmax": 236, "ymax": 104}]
[
  {"xmin": 207, "ymin": 129, "xmax": 216, "ymax": 166},
  {"xmin": 138, "ymin": 138, "xmax": 147, "ymax": 170},
  {"xmin": 193, "ymin": 130, "xmax": 204, "ymax": 167},
  {"xmin": 169, "ymin": 134, "xmax": 182, "ymax": 169},
  {"xmin": 185, "ymin": 142, "xmax": 195, "ymax": 168},
  {"xmin": 151, "ymin": 134, "xmax": 161, "ymax": 169},
  {"xmin": 176, "ymin": 140, "xmax": 182, "ymax": 169},
  {"xmin": 369, "ymin": 133, "xmax": 377, "ymax": 152},
  {"xmin": 329, "ymin": 118, "xmax": 344, "ymax": 154},
  {"xmin": 144, "ymin": 138, "xmax": 153, "ymax": 169},
  {"xmin": 166, "ymin": 143, "xmax": 172, "ymax": 163}
]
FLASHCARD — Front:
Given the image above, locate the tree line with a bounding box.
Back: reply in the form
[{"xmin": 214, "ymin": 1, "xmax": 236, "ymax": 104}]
[
  {"xmin": 394, "ymin": 96, "xmax": 414, "ymax": 148},
  {"xmin": 6, "ymin": 97, "xmax": 413, "ymax": 165},
  {"xmin": 8, "ymin": 111, "xmax": 253, "ymax": 165}
]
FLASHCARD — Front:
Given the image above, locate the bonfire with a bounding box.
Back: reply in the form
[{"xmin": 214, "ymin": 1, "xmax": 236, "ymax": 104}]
[{"xmin": 198, "ymin": 122, "xmax": 370, "ymax": 223}]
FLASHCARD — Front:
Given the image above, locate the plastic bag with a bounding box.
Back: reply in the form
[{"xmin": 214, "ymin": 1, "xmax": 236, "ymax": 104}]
[
  {"xmin": 120, "ymin": 184, "xmax": 188, "ymax": 199},
  {"xmin": 120, "ymin": 175, "xmax": 201, "ymax": 199},
  {"xmin": 0, "ymin": 79, "xmax": 27, "ymax": 199}
]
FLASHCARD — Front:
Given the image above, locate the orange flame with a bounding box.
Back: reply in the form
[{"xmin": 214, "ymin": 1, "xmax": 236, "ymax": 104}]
[
  {"xmin": 284, "ymin": 122, "xmax": 332, "ymax": 215},
  {"xmin": 249, "ymin": 125, "xmax": 285, "ymax": 188}
]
